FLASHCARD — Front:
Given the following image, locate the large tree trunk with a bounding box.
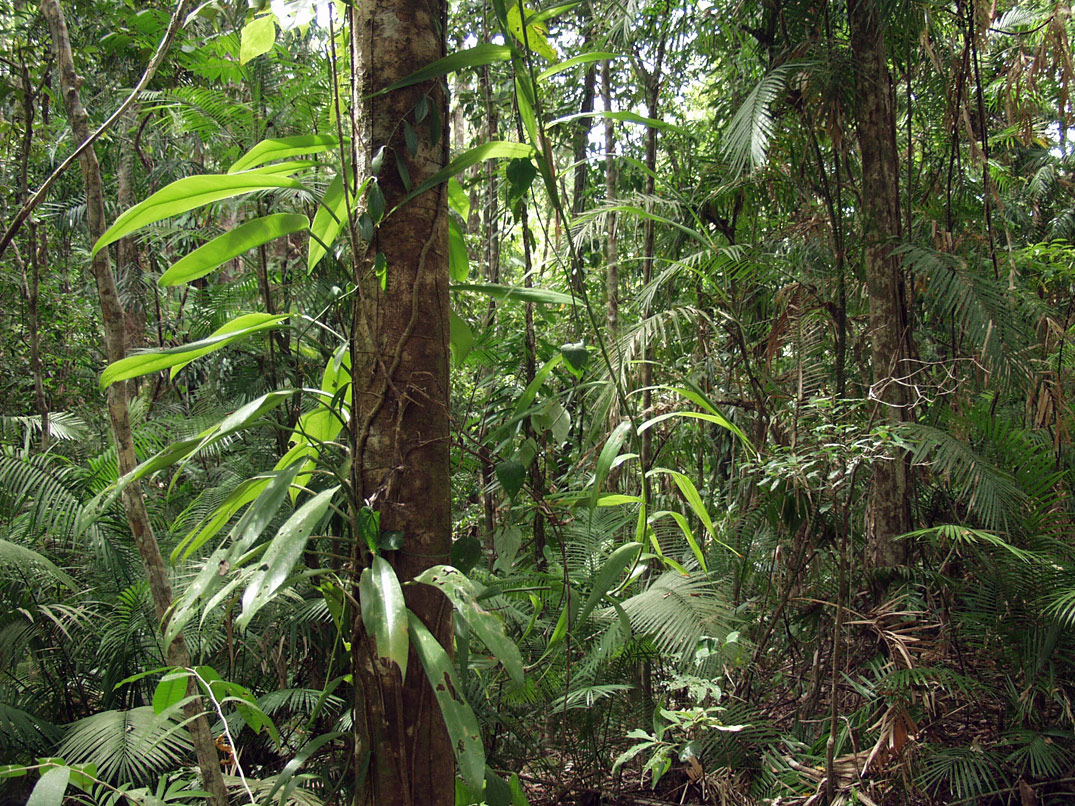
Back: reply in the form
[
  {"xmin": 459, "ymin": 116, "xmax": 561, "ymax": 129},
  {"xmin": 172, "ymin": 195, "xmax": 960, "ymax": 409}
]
[
  {"xmin": 347, "ymin": 0, "xmax": 453, "ymax": 801},
  {"xmin": 38, "ymin": 2, "xmax": 228, "ymax": 803},
  {"xmin": 849, "ymin": 0, "xmax": 913, "ymax": 570}
]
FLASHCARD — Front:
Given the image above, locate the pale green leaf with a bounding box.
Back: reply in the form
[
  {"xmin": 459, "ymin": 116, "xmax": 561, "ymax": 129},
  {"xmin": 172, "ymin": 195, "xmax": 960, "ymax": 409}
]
[
  {"xmin": 99, "ymin": 313, "xmax": 289, "ymax": 389},
  {"xmin": 375, "ymin": 44, "xmax": 513, "ymax": 95},
  {"xmin": 359, "ymin": 557, "xmax": 409, "ymax": 681},
  {"xmin": 27, "ymin": 765, "xmax": 69, "ymax": 806},
  {"xmin": 159, "ymin": 214, "xmax": 308, "ymax": 287},
  {"xmin": 237, "ymin": 486, "xmax": 339, "ymax": 629},
  {"xmin": 229, "ymin": 134, "xmax": 338, "ymax": 173},
  {"xmin": 239, "ymin": 14, "xmax": 276, "ymax": 64},
  {"xmin": 92, "ymin": 172, "xmax": 304, "ymax": 256}
]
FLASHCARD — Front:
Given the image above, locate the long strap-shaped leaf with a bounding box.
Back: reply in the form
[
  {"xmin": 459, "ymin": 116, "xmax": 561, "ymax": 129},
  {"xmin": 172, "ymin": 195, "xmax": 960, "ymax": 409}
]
[{"xmin": 91, "ymin": 171, "xmax": 305, "ymax": 256}]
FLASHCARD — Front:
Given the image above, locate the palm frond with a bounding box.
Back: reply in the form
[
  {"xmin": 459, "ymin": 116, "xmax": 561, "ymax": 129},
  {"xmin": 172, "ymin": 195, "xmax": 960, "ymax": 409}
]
[{"xmin": 722, "ymin": 64, "xmax": 802, "ymax": 175}]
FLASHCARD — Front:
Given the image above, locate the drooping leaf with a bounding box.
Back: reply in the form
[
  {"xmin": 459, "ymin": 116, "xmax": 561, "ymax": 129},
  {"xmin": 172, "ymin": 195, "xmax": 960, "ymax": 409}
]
[
  {"xmin": 576, "ymin": 541, "xmax": 642, "ymax": 628},
  {"xmin": 496, "ymin": 459, "xmax": 525, "ymax": 499},
  {"xmin": 229, "ymin": 134, "xmax": 338, "ymax": 173},
  {"xmin": 447, "ymin": 176, "xmax": 470, "ymax": 220},
  {"xmin": 92, "ymin": 172, "xmax": 304, "ymax": 256},
  {"xmin": 415, "ymin": 565, "xmax": 525, "ymax": 685},
  {"xmin": 560, "ymin": 342, "xmax": 589, "ymax": 373},
  {"xmin": 402, "ymin": 141, "xmax": 537, "ymax": 204},
  {"xmin": 591, "ymin": 421, "xmax": 634, "ymax": 509},
  {"xmin": 449, "ymin": 309, "xmax": 474, "ymax": 365},
  {"xmin": 308, "ymin": 175, "xmax": 367, "ymax": 274},
  {"xmin": 449, "ymin": 216, "xmax": 470, "ymax": 282},
  {"xmin": 99, "ymin": 313, "xmax": 289, "ymax": 389},
  {"xmin": 408, "ymin": 611, "xmax": 485, "ymax": 791},
  {"xmin": 237, "ymin": 486, "xmax": 340, "ymax": 629},
  {"xmin": 451, "ymin": 536, "xmax": 484, "ymax": 574},
  {"xmin": 158, "ymin": 214, "xmax": 308, "ymax": 287},
  {"xmin": 359, "ymin": 557, "xmax": 409, "ymax": 681},
  {"xmin": 505, "ymin": 1, "xmax": 558, "ymax": 61}
]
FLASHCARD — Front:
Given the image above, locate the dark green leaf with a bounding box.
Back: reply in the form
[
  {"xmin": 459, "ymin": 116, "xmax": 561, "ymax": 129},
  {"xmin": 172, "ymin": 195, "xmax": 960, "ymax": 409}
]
[
  {"xmin": 560, "ymin": 342, "xmax": 589, "ymax": 373},
  {"xmin": 451, "ymin": 536, "xmax": 483, "ymax": 574},
  {"xmin": 408, "ymin": 611, "xmax": 485, "ymax": 791},
  {"xmin": 496, "ymin": 459, "xmax": 525, "ymax": 500},
  {"xmin": 404, "ymin": 121, "xmax": 418, "ymax": 156},
  {"xmin": 368, "ymin": 181, "xmax": 385, "ymax": 223},
  {"xmin": 375, "ymin": 44, "xmax": 513, "ymax": 95}
]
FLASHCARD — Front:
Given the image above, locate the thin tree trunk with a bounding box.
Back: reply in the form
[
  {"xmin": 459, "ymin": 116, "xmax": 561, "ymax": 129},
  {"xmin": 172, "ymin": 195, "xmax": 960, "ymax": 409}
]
[
  {"xmin": 348, "ymin": 0, "xmax": 454, "ymax": 800},
  {"xmin": 15, "ymin": 55, "xmax": 49, "ymax": 449},
  {"xmin": 849, "ymin": 0, "xmax": 913, "ymax": 571},
  {"xmin": 38, "ymin": 3, "xmax": 228, "ymax": 803},
  {"xmin": 602, "ymin": 60, "xmax": 618, "ymax": 344}
]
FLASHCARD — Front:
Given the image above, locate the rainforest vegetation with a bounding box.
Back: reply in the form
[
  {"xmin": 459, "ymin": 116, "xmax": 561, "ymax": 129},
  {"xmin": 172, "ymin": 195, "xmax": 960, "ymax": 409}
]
[{"xmin": 2, "ymin": 0, "xmax": 1075, "ymax": 804}]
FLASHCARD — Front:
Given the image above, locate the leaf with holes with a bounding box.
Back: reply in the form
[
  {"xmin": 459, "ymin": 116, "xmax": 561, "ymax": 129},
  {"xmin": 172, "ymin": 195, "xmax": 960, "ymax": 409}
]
[
  {"xmin": 415, "ymin": 565, "xmax": 524, "ymax": 685},
  {"xmin": 408, "ymin": 610, "xmax": 485, "ymax": 791}
]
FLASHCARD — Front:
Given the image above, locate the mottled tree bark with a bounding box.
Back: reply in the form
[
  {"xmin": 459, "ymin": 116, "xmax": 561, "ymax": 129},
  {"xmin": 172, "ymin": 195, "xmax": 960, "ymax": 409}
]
[
  {"xmin": 347, "ymin": 0, "xmax": 453, "ymax": 801},
  {"xmin": 38, "ymin": 2, "xmax": 228, "ymax": 802},
  {"xmin": 849, "ymin": 0, "xmax": 913, "ymax": 570}
]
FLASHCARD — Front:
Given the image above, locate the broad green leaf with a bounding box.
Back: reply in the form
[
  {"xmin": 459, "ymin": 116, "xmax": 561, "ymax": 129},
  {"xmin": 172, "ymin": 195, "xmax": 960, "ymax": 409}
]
[
  {"xmin": 494, "ymin": 525, "xmax": 522, "ymax": 572},
  {"xmin": 92, "ymin": 172, "xmax": 304, "ymax": 255},
  {"xmin": 549, "ymin": 110, "xmax": 685, "ymax": 134},
  {"xmin": 414, "ymin": 565, "xmax": 525, "ymax": 685},
  {"xmin": 452, "ymin": 282, "xmax": 579, "ymax": 306},
  {"xmin": 308, "ymin": 174, "xmax": 365, "ymax": 273},
  {"xmin": 229, "ymin": 134, "xmax": 338, "ymax": 173},
  {"xmin": 401, "ymin": 141, "xmax": 537, "ymax": 204},
  {"xmin": 239, "ymin": 14, "xmax": 276, "ymax": 64},
  {"xmin": 506, "ymin": 1, "xmax": 557, "ymax": 61},
  {"xmin": 591, "ymin": 421, "xmax": 634, "ymax": 508},
  {"xmin": 449, "ymin": 216, "xmax": 470, "ymax": 282},
  {"xmin": 536, "ymin": 52, "xmax": 619, "ymax": 82},
  {"xmin": 66, "ymin": 764, "xmax": 96, "ymax": 793},
  {"xmin": 375, "ymin": 44, "xmax": 513, "ymax": 95},
  {"xmin": 26, "ymin": 765, "xmax": 69, "ymax": 806},
  {"xmin": 449, "ymin": 309, "xmax": 474, "ymax": 365},
  {"xmin": 448, "ymin": 176, "xmax": 470, "ymax": 220},
  {"xmin": 0, "ymin": 765, "xmax": 27, "ymax": 779},
  {"xmin": 152, "ymin": 670, "xmax": 189, "ymax": 715},
  {"xmin": 159, "ymin": 214, "xmax": 308, "ymax": 286},
  {"xmin": 100, "ymin": 313, "xmax": 289, "ymax": 389},
  {"xmin": 576, "ymin": 542, "xmax": 642, "ymax": 628},
  {"xmin": 359, "ymin": 556, "xmax": 409, "ymax": 681},
  {"xmin": 451, "ymin": 535, "xmax": 483, "ymax": 574},
  {"xmin": 496, "ymin": 459, "xmax": 525, "ymax": 499},
  {"xmin": 485, "ymin": 768, "xmax": 513, "ymax": 806},
  {"xmin": 408, "ymin": 610, "xmax": 485, "ymax": 791},
  {"xmin": 560, "ymin": 342, "xmax": 588, "ymax": 373},
  {"xmin": 237, "ymin": 486, "xmax": 339, "ymax": 629}
]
